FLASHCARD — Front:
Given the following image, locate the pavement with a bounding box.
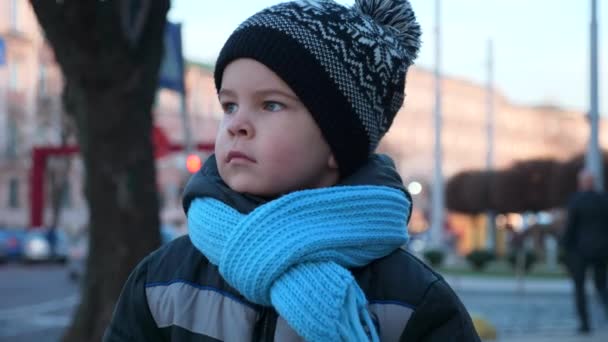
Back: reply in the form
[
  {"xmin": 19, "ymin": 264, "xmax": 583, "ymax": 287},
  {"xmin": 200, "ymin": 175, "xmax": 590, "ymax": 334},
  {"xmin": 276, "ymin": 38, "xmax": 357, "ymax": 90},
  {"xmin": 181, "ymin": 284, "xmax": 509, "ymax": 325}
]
[{"xmin": 444, "ymin": 275, "xmax": 608, "ymax": 342}]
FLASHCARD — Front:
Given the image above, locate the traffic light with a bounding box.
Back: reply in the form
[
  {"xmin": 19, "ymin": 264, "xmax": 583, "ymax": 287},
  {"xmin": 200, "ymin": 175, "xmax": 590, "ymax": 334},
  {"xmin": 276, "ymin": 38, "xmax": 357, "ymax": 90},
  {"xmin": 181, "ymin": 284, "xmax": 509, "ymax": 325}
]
[{"xmin": 186, "ymin": 154, "xmax": 202, "ymax": 173}]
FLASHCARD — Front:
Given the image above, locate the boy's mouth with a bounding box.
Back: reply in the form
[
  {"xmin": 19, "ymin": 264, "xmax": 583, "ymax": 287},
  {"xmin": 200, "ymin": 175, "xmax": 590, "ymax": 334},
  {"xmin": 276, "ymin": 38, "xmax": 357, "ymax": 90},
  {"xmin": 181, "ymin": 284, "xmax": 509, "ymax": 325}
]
[{"xmin": 226, "ymin": 150, "xmax": 256, "ymax": 163}]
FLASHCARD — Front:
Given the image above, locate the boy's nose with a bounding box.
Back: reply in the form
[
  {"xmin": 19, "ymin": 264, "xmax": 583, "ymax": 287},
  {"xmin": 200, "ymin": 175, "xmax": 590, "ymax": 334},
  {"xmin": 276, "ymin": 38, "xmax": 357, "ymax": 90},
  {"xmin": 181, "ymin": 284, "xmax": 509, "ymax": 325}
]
[{"xmin": 227, "ymin": 114, "xmax": 254, "ymax": 138}]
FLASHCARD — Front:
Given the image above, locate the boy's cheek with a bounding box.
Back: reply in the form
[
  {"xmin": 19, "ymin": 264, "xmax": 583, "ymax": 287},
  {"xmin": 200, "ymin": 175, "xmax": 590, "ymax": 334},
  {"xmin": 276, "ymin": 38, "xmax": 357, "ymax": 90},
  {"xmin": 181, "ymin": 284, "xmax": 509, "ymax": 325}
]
[
  {"xmin": 214, "ymin": 134, "xmax": 229, "ymax": 155},
  {"xmin": 263, "ymin": 142, "xmax": 298, "ymax": 165}
]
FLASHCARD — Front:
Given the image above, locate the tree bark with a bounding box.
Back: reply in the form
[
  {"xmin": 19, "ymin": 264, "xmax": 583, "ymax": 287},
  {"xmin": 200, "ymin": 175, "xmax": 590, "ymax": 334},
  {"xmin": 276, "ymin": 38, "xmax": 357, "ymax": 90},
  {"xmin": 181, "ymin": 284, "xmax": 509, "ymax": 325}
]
[{"xmin": 29, "ymin": 1, "xmax": 169, "ymax": 341}]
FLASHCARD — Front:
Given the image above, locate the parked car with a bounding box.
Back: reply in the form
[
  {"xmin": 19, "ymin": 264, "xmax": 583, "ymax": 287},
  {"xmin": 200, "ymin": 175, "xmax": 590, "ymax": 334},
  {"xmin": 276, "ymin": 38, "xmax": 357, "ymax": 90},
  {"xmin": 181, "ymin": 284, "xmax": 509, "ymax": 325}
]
[
  {"xmin": 0, "ymin": 228, "xmax": 27, "ymax": 263},
  {"xmin": 22, "ymin": 228, "xmax": 69, "ymax": 263}
]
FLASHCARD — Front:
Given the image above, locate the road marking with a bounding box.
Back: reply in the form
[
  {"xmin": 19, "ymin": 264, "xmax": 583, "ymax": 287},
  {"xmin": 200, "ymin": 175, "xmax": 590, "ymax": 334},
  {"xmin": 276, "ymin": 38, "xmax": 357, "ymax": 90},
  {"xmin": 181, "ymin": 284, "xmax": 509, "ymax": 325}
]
[
  {"xmin": 0, "ymin": 295, "xmax": 78, "ymax": 320},
  {"xmin": 0, "ymin": 312, "xmax": 73, "ymax": 338},
  {"xmin": 0, "ymin": 295, "xmax": 78, "ymax": 338}
]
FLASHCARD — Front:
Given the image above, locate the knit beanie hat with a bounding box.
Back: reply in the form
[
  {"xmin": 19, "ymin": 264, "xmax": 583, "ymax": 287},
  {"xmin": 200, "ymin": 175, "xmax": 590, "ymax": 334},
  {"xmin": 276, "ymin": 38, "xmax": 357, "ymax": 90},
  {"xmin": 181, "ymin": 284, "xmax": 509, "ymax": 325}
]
[{"xmin": 215, "ymin": 0, "xmax": 421, "ymax": 177}]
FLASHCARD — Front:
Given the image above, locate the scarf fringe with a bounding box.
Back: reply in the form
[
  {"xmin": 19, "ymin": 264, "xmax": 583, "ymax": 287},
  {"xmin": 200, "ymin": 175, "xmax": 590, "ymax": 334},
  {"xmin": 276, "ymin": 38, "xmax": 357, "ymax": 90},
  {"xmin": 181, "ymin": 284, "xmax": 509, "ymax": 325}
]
[{"xmin": 337, "ymin": 285, "xmax": 380, "ymax": 342}]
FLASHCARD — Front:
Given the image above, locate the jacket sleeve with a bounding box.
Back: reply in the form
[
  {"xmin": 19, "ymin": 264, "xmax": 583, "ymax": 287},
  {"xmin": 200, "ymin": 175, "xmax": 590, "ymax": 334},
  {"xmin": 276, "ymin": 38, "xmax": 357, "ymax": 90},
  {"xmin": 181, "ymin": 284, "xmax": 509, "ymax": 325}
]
[
  {"xmin": 401, "ymin": 279, "xmax": 481, "ymax": 342},
  {"xmin": 103, "ymin": 255, "xmax": 164, "ymax": 342}
]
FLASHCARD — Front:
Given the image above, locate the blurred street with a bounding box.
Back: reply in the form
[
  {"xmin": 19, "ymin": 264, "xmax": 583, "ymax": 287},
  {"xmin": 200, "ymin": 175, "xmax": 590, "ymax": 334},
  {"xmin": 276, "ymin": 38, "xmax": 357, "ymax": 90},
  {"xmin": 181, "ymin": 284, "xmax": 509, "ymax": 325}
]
[
  {"xmin": 1, "ymin": 264, "xmax": 607, "ymax": 341},
  {"xmin": 0, "ymin": 264, "xmax": 78, "ymax": 342}
]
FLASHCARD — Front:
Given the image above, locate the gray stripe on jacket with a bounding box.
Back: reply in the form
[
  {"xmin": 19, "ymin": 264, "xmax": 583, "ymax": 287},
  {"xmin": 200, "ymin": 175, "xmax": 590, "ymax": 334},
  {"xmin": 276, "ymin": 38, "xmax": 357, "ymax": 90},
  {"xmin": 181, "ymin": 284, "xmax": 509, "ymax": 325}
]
[
  {"xmin": 369, "ymin": 302, "xmax": 414, "ymax": 341},
  {"xmin": 146, "ymin": 281, "xmax": 258, "ymax": 341},
  {"xmin": 274, "ymin": 302, "xmax": 414, "ymax": 341}
]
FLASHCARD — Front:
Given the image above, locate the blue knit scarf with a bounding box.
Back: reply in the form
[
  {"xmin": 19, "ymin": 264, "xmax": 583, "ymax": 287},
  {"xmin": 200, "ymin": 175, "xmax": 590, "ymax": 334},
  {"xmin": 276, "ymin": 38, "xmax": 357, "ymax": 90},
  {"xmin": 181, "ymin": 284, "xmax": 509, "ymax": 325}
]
[{"xmin": 188, "ymin": 185, "xmax": 410, "ymax": 341}]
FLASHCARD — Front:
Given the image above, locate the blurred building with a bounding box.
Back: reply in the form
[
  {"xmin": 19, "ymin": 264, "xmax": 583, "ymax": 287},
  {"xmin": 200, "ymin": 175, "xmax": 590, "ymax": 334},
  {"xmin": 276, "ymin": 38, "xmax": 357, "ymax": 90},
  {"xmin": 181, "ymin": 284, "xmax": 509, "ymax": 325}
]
[
  {"xmin": 387, "ymin": 68, "xmax": 606, "ymax": 180},
  {"xmin": 0, "ymin": 0, "xmax": 220, "ymax": 231},
  {"xmin": 383, "ymin": 68, "xmax": 608, "ymax": 240},
  {"xmin": 0, "ymin": 0, "xmax": 606, "ymax": 234},
  {"xmin": 0, "ymin": 0, "xmax": 69, "ymax": 228}
]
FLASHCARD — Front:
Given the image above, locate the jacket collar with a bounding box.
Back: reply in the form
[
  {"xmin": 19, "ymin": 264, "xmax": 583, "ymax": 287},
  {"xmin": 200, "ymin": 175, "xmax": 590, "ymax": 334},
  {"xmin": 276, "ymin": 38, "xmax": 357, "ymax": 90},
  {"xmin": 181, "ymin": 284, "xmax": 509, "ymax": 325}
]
[{"xmin": 182, "ymin": 154, "xmax": 411, "ymax": 220}]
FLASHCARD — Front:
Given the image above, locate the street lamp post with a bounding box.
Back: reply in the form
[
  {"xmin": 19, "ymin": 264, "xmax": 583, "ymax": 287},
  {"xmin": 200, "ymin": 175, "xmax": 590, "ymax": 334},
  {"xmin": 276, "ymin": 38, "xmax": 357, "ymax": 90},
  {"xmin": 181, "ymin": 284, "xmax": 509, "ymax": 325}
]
[
  {"xmin": 486, "ymin": 39, "xmax": 496, "ymax": 251},
  {"xmin": 430, "ymin": 0, "xmax": 444, "ymax": 248},
  {"xmin": 586, "ymin": 0, "xmax": 603, "ymax": 190}
]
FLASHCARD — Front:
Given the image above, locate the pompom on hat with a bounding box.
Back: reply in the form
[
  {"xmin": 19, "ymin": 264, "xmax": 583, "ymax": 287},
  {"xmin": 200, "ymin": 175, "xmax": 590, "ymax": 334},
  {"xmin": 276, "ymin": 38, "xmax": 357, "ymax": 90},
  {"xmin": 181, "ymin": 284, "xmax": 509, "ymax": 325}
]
[{"xmin": 215, "ymin": 0, "xmax": 422, "ymax": 177}]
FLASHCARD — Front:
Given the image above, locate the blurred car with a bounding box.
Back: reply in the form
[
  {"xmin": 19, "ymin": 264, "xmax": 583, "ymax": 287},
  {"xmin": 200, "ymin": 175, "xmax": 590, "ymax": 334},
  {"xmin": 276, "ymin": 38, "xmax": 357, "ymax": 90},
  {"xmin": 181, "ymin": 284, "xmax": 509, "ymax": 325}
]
[
  {"xmin": 22, "ymin": 228, "xmax": 69, "ymax": 263},
  {"xmin": 0, "ymin": 228, "xmax": 27, "ymax": 263}
]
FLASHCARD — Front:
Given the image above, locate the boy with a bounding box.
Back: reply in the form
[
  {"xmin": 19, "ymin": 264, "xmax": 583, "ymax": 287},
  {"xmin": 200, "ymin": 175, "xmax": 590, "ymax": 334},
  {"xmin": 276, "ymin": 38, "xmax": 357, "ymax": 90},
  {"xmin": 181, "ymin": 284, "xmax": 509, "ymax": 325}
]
[{"xmin": 105, "ymin": 0, "xmax": 480, "ymax": 341}]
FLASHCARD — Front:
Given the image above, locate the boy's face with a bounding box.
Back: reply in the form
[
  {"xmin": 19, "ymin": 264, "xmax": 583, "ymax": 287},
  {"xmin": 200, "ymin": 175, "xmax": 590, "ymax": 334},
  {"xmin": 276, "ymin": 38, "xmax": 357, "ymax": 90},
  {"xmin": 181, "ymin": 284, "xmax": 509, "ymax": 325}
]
[{"xmin": 215, "ymin": 58, "xmax": 339, "ymax": 197}]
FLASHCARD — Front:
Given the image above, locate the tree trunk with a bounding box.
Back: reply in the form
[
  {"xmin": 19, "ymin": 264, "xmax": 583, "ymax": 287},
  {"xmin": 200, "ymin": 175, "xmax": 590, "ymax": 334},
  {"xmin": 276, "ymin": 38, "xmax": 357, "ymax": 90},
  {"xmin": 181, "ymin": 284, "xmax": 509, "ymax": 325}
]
[{"xmin": 29, "ymin": 1, "xmax": 169, "ymax": 341}]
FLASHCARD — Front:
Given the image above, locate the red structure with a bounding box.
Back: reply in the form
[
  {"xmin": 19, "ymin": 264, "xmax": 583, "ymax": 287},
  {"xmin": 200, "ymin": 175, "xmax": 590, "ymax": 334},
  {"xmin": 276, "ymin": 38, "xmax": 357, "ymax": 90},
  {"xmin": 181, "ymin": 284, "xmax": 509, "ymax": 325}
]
[
  {"xmin": 29, "ymin": 127, "xmax": 213, "ymax": 227},
  {"xmin": 30, "ymin": 146, "xmax": 80, "ymax": 228}
]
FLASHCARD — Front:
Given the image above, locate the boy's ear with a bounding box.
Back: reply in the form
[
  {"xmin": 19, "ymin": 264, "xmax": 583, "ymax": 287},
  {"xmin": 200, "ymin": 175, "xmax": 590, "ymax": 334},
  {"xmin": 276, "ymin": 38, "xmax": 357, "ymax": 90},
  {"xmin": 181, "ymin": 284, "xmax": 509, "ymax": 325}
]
[{"xmin": 328, "ymin": 154, "xmax": 338, "ymax": 170}]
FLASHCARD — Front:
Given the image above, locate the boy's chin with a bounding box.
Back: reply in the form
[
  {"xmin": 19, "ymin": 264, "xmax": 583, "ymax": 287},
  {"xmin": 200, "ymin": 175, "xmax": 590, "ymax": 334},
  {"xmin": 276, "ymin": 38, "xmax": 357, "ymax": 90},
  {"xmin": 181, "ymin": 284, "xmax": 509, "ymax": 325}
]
[{"xmin": 224, "ymin": 177, "xmax": 280, "ymax": 198}]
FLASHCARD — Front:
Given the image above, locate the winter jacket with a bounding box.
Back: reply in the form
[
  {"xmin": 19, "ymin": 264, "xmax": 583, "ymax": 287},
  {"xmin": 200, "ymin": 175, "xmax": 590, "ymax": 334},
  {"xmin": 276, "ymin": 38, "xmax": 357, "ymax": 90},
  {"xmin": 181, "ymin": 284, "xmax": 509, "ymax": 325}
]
[
  {"xmin": 563, "ymin": 190, "xmax": 608, "ymax": 260},
  {"xmin": 104, "ymin": 155, "xmax": 480, "ymax": 341}
]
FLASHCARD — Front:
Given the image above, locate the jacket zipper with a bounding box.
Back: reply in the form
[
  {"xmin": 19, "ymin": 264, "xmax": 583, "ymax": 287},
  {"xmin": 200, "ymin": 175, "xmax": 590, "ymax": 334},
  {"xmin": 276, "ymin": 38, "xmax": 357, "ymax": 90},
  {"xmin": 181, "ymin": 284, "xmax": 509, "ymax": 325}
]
[{"xmin": 254, "ymin": 307, "xmax": 278, "ymax": 342}]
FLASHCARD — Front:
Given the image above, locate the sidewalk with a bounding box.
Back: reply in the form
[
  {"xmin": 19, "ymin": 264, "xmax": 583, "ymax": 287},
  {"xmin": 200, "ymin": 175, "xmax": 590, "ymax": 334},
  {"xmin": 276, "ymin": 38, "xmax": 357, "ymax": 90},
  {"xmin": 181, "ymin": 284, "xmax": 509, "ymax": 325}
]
[
  {"xmin": 442, "ymin": 275, "xmax": 608, "ymax": 342},
  {"xmin": 444, "ymin": 274, "xmax": 578, "ymax": 294},
  {"xmin": 499, "ymin": 330, "xmax": 608, "ymax": 342}
]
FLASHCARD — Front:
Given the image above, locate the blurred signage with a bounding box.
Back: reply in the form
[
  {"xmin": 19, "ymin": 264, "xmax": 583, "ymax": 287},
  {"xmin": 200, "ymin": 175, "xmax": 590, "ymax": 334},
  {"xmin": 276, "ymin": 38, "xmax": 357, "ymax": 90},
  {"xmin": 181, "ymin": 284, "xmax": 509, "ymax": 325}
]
[
  {"xmin": 159, "ymin": 22, "xmax": 184, "ymax": 93},
  {"xmin": 0, "ymin": 38, "xmax": 5, "ymax": 66}
]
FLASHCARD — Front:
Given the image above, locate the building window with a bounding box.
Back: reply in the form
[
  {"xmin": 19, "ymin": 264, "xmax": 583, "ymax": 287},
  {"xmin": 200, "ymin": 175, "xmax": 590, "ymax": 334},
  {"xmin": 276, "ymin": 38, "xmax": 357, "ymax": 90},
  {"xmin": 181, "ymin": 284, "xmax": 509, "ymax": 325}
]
[
  {"xmin": 61, "ymin": 181, "xmax": 72, "ymax": 209},
  {"xmin": 6, "ymin": 117, "xmax": 17, "ymax": 157},
  {"xmin": 10, "ymin": 0, "xmax": 19, "ymax": 31},
  {"xmin": 9, "ymin": 62, "xmax": 19, "ymax": 90},
  {"xmin": 39, "ymin": 64, "xmax": 47, "ymax": 96},
  {"xmin": 158, "ymin": 190, "xmax": 165, "ymax": 209},
  {"xmin": 8, "ymin": 178, "xmax": 20, "ymax": 208}
]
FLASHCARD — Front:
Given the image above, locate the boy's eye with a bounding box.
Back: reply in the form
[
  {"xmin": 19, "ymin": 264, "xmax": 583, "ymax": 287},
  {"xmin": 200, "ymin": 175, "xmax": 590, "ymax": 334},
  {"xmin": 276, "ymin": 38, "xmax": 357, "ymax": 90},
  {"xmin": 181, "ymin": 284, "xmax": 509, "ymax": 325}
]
[
  {"xmin": 222, "ymin": 103, "xmax": 238, "ymax": 114},
  {"xmin": 263, "ymin": 101, "xmax": 284, "ymax": 112}
]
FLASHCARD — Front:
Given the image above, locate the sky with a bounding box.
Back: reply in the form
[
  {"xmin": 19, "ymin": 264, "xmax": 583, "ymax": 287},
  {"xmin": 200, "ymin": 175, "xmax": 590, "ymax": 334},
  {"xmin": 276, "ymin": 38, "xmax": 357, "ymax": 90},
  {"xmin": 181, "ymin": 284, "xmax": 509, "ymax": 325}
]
[{"xmin": 168, "ymin": 0, "xmax": 608, "ymax": 113}]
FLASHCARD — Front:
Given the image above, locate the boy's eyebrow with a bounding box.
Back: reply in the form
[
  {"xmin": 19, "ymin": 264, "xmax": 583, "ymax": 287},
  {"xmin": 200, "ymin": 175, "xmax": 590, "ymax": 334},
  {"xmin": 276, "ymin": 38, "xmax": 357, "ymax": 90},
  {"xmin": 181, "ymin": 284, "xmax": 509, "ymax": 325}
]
[
  {"xmin": 254, "ymin": 89, "xmax": 300, "ymax": 102},
  {"xmin": 218, "ymin": 88, "xmax": 300, "ymax": 102},
  {"xmin": 218, "ymin": 89, "xmax": 236, "ymax": 98}
]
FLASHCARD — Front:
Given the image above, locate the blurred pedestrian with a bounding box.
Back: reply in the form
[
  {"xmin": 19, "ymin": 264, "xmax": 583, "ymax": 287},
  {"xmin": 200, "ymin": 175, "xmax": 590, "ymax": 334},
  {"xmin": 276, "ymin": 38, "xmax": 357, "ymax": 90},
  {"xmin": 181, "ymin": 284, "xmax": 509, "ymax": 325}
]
[
  {"xmin": 562, "ymin": 169, "xmax": 608, "ymax": 334},
  {"xmin": 105, "ymin": 0, "xmax": 480, "ymax": 340}
]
